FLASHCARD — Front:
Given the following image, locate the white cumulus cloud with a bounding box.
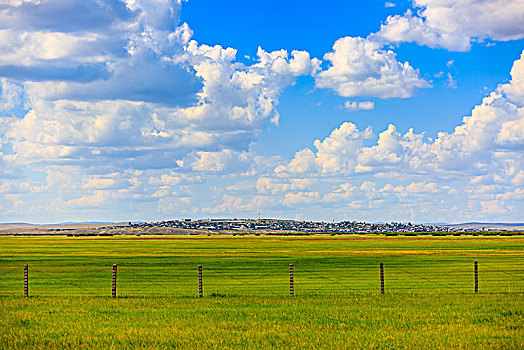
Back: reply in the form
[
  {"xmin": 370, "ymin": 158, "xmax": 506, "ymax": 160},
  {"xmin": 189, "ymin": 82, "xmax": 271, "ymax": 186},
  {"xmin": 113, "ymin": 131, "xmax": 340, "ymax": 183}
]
[
  {"xmin": 344, "ymin": 100, "xmax": 375, "ymax": 111},
  {"xmin": 315, "ymin": 36, "xmax": 429, "ymax": 98},
  {"xmin": 374, "ymin": 1, "xmax": 524, "ymax": 51}
]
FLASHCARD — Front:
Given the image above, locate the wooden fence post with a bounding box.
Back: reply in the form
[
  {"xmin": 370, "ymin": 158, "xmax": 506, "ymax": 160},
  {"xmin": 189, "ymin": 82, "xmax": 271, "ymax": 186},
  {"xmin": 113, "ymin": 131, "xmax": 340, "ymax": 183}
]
[
  {"xmin": 289, "ymin": 263, "xmax": 294, "ymax": 296},
  {"xmin": 474, "ymin": 260, "xmax": 478, "ymax": 294},
  {"xmin": 112, "ymin": 264, "xmax": 117, "ymax": 298},
  {"xmin": 380, "ymin": 262, "xmax": 384, "ymax": 294},
  {"xmin": 198, "ymin": 265, "xmax": 203, "ymax": 298},
  {"xmin": 24, "ymin": 264, "xmax": 28, "ymax": 298}
]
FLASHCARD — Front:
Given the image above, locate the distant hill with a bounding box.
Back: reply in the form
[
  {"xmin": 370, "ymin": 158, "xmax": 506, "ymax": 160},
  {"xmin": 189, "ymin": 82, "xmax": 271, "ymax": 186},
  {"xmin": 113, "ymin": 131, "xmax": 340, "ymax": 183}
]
[
  {"xmin": 444, "ymin": 222, "xmax": 524, "ymax": 230},
  {"xmin": 0, "ymin": 223, "xmax": 37, "ymax": 230},
  {"xmin": 0, "ymin": 222, "xmax": 124, "ymax": 231}
]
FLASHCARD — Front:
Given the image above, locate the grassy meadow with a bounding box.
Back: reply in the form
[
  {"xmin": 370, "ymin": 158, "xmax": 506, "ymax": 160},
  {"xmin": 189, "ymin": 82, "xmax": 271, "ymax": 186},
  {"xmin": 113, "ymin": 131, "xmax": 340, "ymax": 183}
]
[{"xmin": 0, "ymin": 235, "xmax": 522, "ymax": 348}]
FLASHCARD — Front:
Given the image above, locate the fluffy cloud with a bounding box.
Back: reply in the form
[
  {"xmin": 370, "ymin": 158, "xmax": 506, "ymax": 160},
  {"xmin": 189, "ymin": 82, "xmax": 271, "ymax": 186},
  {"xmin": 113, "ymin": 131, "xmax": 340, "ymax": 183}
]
[
  {"xmin": 0, "ymin": 0, "xmax": 138, "ymax": 32},
  {"xmin": 382, "ymin": 182, "xmax": 439, "ymax": 194},
  {"xmin": 373, "ymin": 10, "xmax": 471, "ymax": 51},
  {"xmin": 0, "ymin": 0, "xmax": 201, "ymax": 105},
  {"xmin": 0, "ymin": 180, "xmax": 43, "ymax": 194},
  {"xmin": 322, "ymin": 183, "xmax": 357, "ymax": 203},
  {"xmin": 0, "ymin": 3, "xmax": 320, "ymax": 171},
  {"xmin": 4, "ymin": 44, "xmax": 318, "ymax": 171},
  {"xmin": 416, "ymin": 0, "xmax": 524, "ymax": 41},
  {"xmin": 281, "ymin": 48, "xmax": 524, "ymax": 176},
  {"xmin": 0, "ymin": 78, "xmax": 25, "ymax": 114},
  {"xmin": 190, "ymin": 150, "xmax": 250, "ymax": 173},
  {"xmin": 265, "ymin": 50, "xmax": 524, "ymax": 221},
  {"xmin": 501, "ymin": 51, "xmax": 524, "ymax": 106},
  {"xmin": 0, "ymin": 0, "xmax": 322, "ymax": 221},
  {"xmin": 315, "ymin": 36, "xmax": 429, "ymax": 98},
  {"xmin": 374, "ymin": 1, "xmax": 524, "ymax": 51},
  {"xmin": 357, "ymin": 124, "xmax": 404, "ymax": 170},
  {"xmin": 276, "ymin": 122, "xmax": 373, "ymax": 174},
  {"xmin": 344, "ymin": 100, "xmax": 374, "ymax": 111}
]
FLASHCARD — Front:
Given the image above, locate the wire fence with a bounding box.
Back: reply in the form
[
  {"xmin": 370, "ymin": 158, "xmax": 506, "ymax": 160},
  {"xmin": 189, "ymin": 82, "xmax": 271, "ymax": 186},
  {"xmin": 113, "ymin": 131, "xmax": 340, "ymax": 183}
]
[{"xmin": 0, "ymin": 259, "xmax": 522, "ymax": 298}]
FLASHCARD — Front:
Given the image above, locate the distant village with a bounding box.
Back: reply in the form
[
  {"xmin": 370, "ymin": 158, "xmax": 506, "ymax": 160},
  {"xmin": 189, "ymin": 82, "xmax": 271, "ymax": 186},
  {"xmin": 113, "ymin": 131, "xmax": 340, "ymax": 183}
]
[{"xmin": 96, "ymin": 219, "xmax": 482, "ymax": 234}]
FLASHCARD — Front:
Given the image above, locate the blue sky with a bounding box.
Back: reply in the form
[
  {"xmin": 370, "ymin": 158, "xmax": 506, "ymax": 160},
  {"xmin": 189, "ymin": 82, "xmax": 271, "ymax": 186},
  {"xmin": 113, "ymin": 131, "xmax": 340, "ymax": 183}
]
[{"xmin": 0, "ymin": 0, "xmax": 523, "ymax": 223}]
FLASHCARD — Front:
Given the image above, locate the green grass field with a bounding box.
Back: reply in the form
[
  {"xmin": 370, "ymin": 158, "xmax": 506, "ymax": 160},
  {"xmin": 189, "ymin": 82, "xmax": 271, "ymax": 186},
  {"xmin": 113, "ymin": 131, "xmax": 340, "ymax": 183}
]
[{"xmin": 0, "ymin": 235, "xmax": 523, "ymax": 348}]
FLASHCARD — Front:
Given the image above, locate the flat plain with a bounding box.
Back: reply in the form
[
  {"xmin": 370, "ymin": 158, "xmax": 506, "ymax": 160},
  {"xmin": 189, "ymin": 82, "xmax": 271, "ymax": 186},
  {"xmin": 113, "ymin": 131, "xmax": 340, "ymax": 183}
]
[{"xmin": 0, "ymin": 235, "xmax": 522, "ymax": 348}]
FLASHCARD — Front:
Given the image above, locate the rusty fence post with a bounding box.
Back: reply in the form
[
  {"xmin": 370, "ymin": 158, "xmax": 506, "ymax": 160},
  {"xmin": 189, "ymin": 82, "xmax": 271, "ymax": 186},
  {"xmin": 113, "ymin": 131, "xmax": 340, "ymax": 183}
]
[
  {"xmin": 112, "ymin": 264, "xmax": 117, "ymax": 298},
  {"xmin": 474, "ymin": 260, "xmax": 478, "ymax": 294},
  {"xmin": 24, "ymin": 264, "xmax": 28, "ymax": 298},
  {"xmin": 198, "ymin": 265, "xmax": 203, "ymax": 298},
  {"xmin": 289, "ymin": 263, "xmax": 294, "ymax": 296},
  {"xmin": 380, "ymin": 262, "xmax": 384, "ymax": 294}
]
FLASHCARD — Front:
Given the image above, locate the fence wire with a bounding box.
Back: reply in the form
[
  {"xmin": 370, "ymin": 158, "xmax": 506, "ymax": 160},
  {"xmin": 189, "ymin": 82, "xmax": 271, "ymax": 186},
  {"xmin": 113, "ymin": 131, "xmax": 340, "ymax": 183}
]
[{"xmin": 0, "ymin": 260, "xmax": 522, "ymax": 297}]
